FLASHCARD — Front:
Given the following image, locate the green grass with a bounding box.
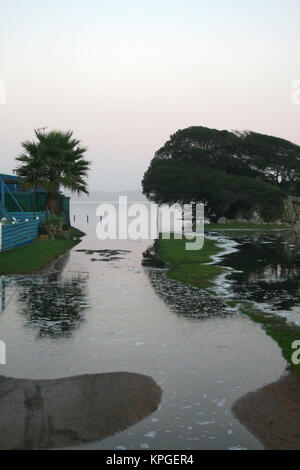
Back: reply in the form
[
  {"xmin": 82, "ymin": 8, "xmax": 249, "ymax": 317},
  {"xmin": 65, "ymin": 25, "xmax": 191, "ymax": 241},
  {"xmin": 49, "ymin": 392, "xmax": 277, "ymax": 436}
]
[
  {"xmin": 157, "ymin": 234, "xmax": 226, "ymax": 289},
  {"xmin": 205, "ymin": 222, "xmax": 291, "ymax": 231},
  {"xmin": 226, "ymin": 300, "xmax": 239, "ymax": 308},
  {"xmin": 69, "ymin": 226, "xmax": 86, "ymax": 238},
  {"xmin": 0, "ymin": 234, "xmax": 82, "ymax": 275},
  {"xmin": 239, "ymin": 303, "xmax": 300, "ymax": 374}
]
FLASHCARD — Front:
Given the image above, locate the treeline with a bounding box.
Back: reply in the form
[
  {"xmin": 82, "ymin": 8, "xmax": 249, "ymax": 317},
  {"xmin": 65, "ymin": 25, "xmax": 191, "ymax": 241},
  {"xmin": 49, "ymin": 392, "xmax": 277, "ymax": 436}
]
[{"xmin": 142, "ymin": 127, "xmax": 300, "ymax": 222}]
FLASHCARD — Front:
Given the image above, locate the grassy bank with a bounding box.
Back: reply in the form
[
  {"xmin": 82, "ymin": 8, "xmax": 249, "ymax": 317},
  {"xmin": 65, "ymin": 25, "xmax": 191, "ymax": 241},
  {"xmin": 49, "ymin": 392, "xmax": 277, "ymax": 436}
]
[
  {"xmin": 235, "ymin": 302, "xmax": 300, "ymax": 374},
  {"xmin": 157, "ymin": 234, "xmax": 225, "ymax": 289},
  {"xmin": 69, "ymin": 227, "xmax": 86, "ymax": 238},
  {"xmin": 225, "ymin": 300, "xmax": 300, "ymax": 374},
  {"xmin": 157, "ymin": 233, "xmax": 300, "ymax": 373},
  {"xmin": 205, "ymin": 222, "xmax": 292, "ymax": 231},
  {"xmin": 0, "ymin": 227, "xmax": 84, "ymax": 275}
]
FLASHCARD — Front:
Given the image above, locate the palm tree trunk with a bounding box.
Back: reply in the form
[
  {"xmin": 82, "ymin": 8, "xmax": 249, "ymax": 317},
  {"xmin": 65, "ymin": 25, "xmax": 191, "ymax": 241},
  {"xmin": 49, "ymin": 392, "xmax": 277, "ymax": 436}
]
[{"xmin": 46, "ymin": 192, "xmax": 57, "ymax": 216}]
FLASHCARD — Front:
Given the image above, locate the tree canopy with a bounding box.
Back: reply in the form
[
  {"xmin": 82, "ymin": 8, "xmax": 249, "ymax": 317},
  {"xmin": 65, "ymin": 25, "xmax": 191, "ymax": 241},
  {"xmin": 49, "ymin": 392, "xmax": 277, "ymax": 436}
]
[
  {"xmin": 15, "ymin": 130, "xmax": 90, "ymax": 214},
  {"xmin": 142, "ymin": 126, "xmax": 300, "ymax": 222}
]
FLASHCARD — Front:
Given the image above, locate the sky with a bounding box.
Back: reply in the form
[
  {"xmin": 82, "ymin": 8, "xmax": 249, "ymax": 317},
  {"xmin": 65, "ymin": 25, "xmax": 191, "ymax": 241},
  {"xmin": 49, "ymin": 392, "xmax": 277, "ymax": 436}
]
[{"xmin": 0, "ymin": 0, "xmax": 300, "ymax": 191}]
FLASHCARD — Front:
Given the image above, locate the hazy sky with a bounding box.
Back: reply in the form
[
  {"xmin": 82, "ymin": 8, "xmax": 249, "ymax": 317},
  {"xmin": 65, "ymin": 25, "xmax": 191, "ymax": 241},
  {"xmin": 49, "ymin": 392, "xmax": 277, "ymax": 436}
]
[{"xmin": 1, "ymin": 0, "xmax": 300, "ymax": 191}]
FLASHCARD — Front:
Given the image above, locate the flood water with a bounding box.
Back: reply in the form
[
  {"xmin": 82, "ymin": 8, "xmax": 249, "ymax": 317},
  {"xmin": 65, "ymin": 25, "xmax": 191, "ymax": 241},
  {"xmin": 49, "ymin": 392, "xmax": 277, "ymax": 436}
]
[
  {"xmin": 216, "ymin": 231, "xmax": 300, "ymax": 324},
  {"xmin": 1, "ymin": 202, "xmax": 299, "ymax": 450}
]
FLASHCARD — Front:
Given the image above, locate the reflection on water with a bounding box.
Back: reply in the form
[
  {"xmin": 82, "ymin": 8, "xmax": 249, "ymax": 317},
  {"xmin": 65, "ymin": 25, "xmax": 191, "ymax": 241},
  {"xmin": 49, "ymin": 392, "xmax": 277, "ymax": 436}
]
[
  {"xmin": 1, "ymin": 254, "xmax": 90, "ymax": 338},
  {"xmin": 1, "ymin": 278, "xmax": 16, "ymax": 313},
  {"xmin": 147, "ymin": 268, "xmax": 229, "ymax": 319},
  {"xmin": 217, "ymin": 230, "xmax": 300, "ymax": 312},
  {"xmin": 76, "ymin": 248, "xmax": 131, "ymax": 263},
  {"xmin": 17, "ymin": 272, "xmax": 90, "ymax": 338}
]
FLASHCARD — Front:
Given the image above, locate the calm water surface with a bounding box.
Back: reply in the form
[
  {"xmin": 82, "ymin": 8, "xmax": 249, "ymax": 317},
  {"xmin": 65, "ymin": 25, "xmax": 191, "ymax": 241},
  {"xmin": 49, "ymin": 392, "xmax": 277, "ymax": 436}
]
[
  {"xmin": 1, "ymin": 202, "xmax": 298, "ymax": 450},
  {"xmin": 216, "ymin": 230, "xmax": 300, "ymax": 325}
]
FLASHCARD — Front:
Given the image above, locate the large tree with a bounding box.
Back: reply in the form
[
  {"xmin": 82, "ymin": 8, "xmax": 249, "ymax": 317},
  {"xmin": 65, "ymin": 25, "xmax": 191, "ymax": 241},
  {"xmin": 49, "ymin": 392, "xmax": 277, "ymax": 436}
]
[
  {"xmin": 15, "ymin": 130, "xmax": 90, "ymax": 215},
  {"xmin": 142, "ymin": 126, "xmax": 298, "ymax": 222},
  {"xmin": 237, "ymin": 131, "xmax": 300, "ymax": 192},
  {"xmin": 143, "ymin": 158, "xmax": 284, "ymax": 222},
  {"xmin": 153, "ymin": 126, "xmax": 300, "ymax": 188}
]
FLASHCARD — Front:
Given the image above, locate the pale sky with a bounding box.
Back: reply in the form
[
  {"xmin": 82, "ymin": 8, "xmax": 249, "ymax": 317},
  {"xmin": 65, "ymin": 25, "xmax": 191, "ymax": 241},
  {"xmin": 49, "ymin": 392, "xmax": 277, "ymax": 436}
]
[{"xmin": 0, "ymin": 0, "xmax": 300, "ymax": 191}]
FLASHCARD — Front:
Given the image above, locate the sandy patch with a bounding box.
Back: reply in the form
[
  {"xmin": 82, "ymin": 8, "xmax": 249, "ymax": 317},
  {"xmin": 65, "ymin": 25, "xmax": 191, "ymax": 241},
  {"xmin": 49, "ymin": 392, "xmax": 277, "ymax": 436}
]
[
  {"xmin": 232, "ymin": 372, "xmax": 300, "ymax": 450},
  {"xmin": 0, "ymin": 372, "xmax": 162, "ymax": 450}
]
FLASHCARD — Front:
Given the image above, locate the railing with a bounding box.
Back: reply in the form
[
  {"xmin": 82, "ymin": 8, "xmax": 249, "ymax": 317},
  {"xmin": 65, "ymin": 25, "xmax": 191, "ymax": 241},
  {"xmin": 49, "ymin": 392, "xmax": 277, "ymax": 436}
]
[
  {"xmin": 0, "ymin": 176, "xmax": 25, "ymax": 222},
  {"xmin": 0, "ymin": 211, "xmax": 46, "ymax": 252}
]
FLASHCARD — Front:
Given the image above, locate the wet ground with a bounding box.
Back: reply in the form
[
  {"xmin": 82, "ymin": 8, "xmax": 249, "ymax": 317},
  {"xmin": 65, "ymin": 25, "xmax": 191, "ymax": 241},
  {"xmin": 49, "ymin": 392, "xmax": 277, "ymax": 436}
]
[{"xmin": 1, "ymin": 202, "xmax": 298, "ymax": 449}]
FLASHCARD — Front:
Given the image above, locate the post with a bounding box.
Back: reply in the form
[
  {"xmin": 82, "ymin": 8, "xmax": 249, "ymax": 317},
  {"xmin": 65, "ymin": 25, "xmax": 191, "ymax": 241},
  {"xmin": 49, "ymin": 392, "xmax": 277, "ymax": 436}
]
[
  {"xmin": 192, "ymin": 202, "xmax": 196, "ymax": 233},
  {"xmin": 1, "ymin": 278, "xmax": 5, "ymax": 313},
  {"xmin": 1, "ymin": 178, "xmax": 4, "ymax": 210}
]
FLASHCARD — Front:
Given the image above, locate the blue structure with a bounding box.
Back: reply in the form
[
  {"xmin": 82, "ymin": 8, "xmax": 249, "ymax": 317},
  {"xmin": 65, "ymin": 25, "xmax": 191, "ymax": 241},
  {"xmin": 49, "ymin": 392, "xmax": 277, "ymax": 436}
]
[
  {"xmin": 0, "ymin": 212, "xmax": 46, "ymax": 252},
  {"xmin": 0, "ymin": 174, "xmax": 46, "ymax": 252},
  {"xmin": 0, "ymin": 174, "xmax": 25, "ymax": 222},
  {"xmin": 0, "ymin": 174, "xmax": 20, "ymax": 192},
  {"xmin": 0, "ymin": 173, "xmax": 70, "ymax": 252}
]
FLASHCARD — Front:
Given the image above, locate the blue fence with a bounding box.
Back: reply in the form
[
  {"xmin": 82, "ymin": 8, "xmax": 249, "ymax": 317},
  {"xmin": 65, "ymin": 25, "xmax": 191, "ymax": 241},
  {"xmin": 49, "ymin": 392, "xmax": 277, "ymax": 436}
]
[
  {"xmin": 10, "ymin": 211, "xmax": 47, "ymax": 222},
  {"xmin": 0, "ymin": 211, "xmax": 46, "ymax": 252}
]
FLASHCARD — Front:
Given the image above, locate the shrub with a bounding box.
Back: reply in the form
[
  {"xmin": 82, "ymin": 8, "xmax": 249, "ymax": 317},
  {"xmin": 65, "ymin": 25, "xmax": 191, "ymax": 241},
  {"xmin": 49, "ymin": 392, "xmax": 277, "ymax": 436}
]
[{"xmin": 39, "ymin": 216, "xmax": 64, "ymax": 239}]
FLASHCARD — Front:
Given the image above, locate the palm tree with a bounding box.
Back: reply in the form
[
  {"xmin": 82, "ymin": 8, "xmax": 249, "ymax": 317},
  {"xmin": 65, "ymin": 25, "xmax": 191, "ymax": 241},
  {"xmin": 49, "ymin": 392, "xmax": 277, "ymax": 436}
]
[{"xmin": 15, "ymin": 130, "xmax": 90, "ymax": 215}]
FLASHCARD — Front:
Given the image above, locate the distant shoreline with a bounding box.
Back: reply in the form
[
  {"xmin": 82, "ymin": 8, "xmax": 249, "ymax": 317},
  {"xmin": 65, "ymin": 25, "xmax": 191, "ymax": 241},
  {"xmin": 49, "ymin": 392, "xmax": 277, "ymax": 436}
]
[{"xmin": 68, "ymin": 190, "xmax": 147, "ymax": 202}]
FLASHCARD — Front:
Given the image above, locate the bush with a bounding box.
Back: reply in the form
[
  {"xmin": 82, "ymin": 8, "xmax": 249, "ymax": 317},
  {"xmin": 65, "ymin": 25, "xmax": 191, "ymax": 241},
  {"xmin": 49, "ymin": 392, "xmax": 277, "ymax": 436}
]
[{"xmin": 39, "ymin": 216, "xmax": 64, "ymax": 239}]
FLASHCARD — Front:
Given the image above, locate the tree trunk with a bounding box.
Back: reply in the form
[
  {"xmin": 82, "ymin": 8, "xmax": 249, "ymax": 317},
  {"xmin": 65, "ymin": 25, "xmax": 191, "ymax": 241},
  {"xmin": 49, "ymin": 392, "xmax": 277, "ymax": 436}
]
[{"xmin": 46, "ymin": 192, "xmax": 57, "ymax": 216}]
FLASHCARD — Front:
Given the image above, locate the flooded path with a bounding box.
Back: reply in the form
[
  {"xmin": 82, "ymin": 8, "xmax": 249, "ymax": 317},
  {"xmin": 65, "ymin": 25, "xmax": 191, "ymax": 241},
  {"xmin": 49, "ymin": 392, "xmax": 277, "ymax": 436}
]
[{"xmin": 0, "ymin": 202, "xmax": 293, "ymax": 450}]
